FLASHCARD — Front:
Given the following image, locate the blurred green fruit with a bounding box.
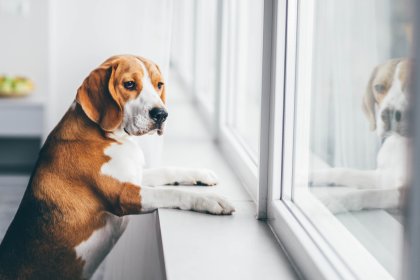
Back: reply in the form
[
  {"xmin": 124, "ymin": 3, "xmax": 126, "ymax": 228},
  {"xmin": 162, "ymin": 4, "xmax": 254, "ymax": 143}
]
[
  {"xmin": 0, "ymin": 78, "xmax": 13, "ymax": 94},
  {"xmin": 2, "ymin": 75, "xmax": 13, "ymax": 82}
]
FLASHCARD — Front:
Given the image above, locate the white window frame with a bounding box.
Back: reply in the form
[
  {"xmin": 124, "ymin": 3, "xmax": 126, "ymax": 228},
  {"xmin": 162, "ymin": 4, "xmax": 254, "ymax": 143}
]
[
  {"xmin": 260, "ymin": 0, "xmax": 404, "ymax": 279},
  {"xmin": 175, "ymin": 0, "xmax": 264, "ymax": 202},
  {"xmin": 216, "ymin": 0, "xmax": 263, "ymax": 202},
  {"xmin": 191, "ymin": 0, "xmax": 218, "ymax": 131}
]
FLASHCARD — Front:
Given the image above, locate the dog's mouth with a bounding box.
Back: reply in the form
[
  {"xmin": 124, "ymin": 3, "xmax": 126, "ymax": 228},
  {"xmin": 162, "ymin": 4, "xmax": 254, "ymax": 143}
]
[
  {"xmin": 123, "ymin": 120, "xmax": 166, "ymax": 137},
  {"xmin": 126, "ymin": 128, "xmax": 164, "ymax": 137},
  {"xmin": 156, "ymin": 122, "xmax": 165, "ymax": 136},
  {"xmin": 147, "ymin": 127, "xmax": 164, "ymax": 136},
  {"xmin": 149, "ymin": 121, "xmax": 165, "ymax": 136}
]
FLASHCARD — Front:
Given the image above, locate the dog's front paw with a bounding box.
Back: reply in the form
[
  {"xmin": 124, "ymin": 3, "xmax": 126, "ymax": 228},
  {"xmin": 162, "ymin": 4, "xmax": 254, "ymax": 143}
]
[
  {"xmin": 189, "ymin": 169, "xmax": 219, "ymax": 186},
  {"xmin": 193, "ymin": 193, "xmax": 235, "ymax": 215}
]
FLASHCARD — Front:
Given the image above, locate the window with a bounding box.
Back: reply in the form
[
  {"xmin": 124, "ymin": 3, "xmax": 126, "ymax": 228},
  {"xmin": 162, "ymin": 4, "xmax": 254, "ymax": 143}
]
[
  {"xmin": 171, "ymin": 0, "xmax": 419, "ymax": 278},
  {"xmin": 216, "ymin": 0, "xmax": 264, "ymax": 201},
  {"xmin": 170, "ymin": 0, "xmax": 265, "ymax": 200},
  {"xmin": 222, "ymin": 0, "xmax": 264, "ymax": 161},
  {"xmin": 170, "ymin": 0, "xmax": 195, "ymax": 88},
  {"xmin": 269, "ymin": 0, "xmax": 413, "ymax": 279},
  {"xmin": 193, "ymin": 0, "xmax": 218, "ymax": 115}
]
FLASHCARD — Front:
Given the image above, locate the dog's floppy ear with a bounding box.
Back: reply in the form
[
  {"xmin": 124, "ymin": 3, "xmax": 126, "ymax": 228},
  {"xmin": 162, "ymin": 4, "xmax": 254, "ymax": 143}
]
[
  {"xmin": 76, "ymin": 60, "xmax": 122, "ymax": 131},
  {"xmin": 362, "ymin": 67, "xmax": 378, "ymax": 131}
]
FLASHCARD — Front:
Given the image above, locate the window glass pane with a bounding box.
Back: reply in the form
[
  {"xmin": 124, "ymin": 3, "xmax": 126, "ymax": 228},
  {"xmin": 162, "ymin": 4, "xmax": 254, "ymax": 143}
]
[
  {"xmin": 170, "ymin": 0, "xmax": 195, "ymax": 86},
  {"xmin": 194, "ymin": 0, "xmax": 218, "ymax": 111},
  {"xmin": 224, "ymin": 0, "xmax": 264, "ymax": 160},
  {"xmin": 290, "ymin": 0, "xmax": 412, "ymax": 278}
]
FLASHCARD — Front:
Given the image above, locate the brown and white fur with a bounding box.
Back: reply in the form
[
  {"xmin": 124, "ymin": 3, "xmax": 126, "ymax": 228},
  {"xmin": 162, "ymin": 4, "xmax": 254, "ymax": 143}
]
[
  {"xmin": 310, "ymin": 58, "xmax": 412, "ymax": 214},
  {"xmin": 0, "ymin": 55, "xmax": 235, "ymax": 280}
]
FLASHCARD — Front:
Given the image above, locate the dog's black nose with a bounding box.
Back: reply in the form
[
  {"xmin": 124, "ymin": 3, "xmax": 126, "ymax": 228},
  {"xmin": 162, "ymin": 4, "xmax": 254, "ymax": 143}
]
[{"xmin": 149, "ymin": 107, "xmax": 168, "ymax": 123}]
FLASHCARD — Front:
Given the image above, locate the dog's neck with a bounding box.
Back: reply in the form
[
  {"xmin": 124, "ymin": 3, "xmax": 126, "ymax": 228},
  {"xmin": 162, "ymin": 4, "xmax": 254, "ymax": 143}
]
[{"xmin": 46, "ymin": 103, "xmax": 112, "ymax": 144}]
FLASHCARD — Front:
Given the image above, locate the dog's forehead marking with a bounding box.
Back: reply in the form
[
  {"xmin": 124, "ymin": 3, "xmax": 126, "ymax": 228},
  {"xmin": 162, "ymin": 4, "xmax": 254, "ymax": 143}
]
[
  {"xmin": 135, "ymin": 59, "xmax": 161, "ymax": 104},
  {"xmin": 381, "ymin": 62, "xmax": 405, "ymax": 109},
  {"xmin": 136, "ymin": 59, "xmax": 149, "ymax": 80},
  {"xmin": 373, "ymin": 60, "xmax": 401, "ymax": 107},
  {"xmin": 135, "ymin": 58, "xmax": 161, "ymax": 85},
  {"xmin": 398, "ymin": 59, "xmax": 410, "ymax": 91},
  {"xmin": 375, "ymin": 62, "xmax": 397, "ymax": 89}
]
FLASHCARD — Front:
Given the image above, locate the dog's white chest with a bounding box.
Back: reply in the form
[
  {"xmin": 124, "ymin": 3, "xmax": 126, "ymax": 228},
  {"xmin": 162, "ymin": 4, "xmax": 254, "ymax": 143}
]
[
  {"xmin": 377, "ymin": 134, "xmax": 408, "ymax": 188},
  {"xmin": 101, "ymin": 136, "xmax": 145, "ymax": 184},
  {"xmin": 75, "ymin": 136, "xmax": 145, "ymax": 278}
]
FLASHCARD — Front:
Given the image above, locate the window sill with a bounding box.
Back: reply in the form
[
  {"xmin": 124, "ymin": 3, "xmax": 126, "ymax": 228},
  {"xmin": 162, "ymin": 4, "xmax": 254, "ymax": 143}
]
[
  {"xmin": 268, "ymin": 194, "xmax": 397, "ymax": 280},
  {"xmin": 218, "ymin": 126, "xmax": 259, "ymax": 202},
  {"xmin": 155, "ymin": 139, "xmax": 297, "ymax": 280},
  {"xmin": 157, "ymin": 201, "xmax": 297, "ymax": 280},
  {"xmin": 154, "ymin": 69, "xmax": 297, "ymax": 280},
  {"xmin": 310, "ymin": 186, "xmax": 403, "ymax": 278}
]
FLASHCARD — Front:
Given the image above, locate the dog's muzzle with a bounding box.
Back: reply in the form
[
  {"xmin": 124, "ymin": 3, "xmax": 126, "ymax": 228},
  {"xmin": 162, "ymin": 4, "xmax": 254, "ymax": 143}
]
[{"xmin": 381, "ymin": 107, "xmax": 407, "ymax": 136}]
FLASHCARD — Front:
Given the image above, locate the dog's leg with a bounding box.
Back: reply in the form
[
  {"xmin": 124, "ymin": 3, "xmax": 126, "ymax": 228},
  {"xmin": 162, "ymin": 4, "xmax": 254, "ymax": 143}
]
[
  {"xmin": 103, "ymin": 182, "xmax": 235, "ymax": 216},
  {"xmin": 139, "ymin": 186, "xmax": 235, "ymax": 214},
  {"xmin": 309, "ymin": 168, "xmax": 381, "ymax": 189},
  {"xmin": 142, "ymin": 167, "xmax": 219, "ymax": 186},
  {"xmin": 318, "ymin": 187, "xmax": 401, "ymax": 214}
]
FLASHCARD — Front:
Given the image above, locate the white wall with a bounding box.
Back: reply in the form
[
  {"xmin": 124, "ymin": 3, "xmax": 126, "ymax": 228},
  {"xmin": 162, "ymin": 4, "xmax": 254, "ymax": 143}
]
[
  {"xmin": 0, "ymin": 0, "xmax": 49, "ymax": 100},
  {"xmin": 0, "ymin": 1, "xmax": 50, "ymax": 169},
  {"xmin": 170, "ymin": 0, "xmax": 194, "ymax": 86},
  {"xmin": 0, "ymin": 0, "xmax": 173, "ymax": 278},
  {"xmin": 1, "ymin": 1, "xmax": 172, "ymax": 278},
  {"xmin": 49, "ymin": 0, "xmax": 172, "ymax": 130},
  {"xmin": 49, "ymin": 0, "xmax": 173, "ymax": 169},
  {"xmin": 49, "ymin": 1, "xmax": 173, "ymax": 279}
]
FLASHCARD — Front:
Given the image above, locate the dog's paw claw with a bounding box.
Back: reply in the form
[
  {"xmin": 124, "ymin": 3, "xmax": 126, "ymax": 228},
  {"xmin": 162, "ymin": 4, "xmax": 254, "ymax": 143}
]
[
  {"xmin": 204, "ymin": 194, "xmax": 235, "ymax": 215},
  {"xmin": 195, "ymin": 181, "xmax": 214, "ymax": 186},
  {"xmin": 190, "ymin": 169, "xmax": 219, "ymax": 186}
]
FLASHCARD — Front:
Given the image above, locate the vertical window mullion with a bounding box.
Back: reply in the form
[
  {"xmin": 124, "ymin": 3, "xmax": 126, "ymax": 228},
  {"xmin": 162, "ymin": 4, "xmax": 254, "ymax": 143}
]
[
  {"xmin": 281, "ymin": 0, "xmax": 298, "ymax": 201},
  {"xmin": 257, "ymin": 0, "xmax": 277, "ymax": 219}
]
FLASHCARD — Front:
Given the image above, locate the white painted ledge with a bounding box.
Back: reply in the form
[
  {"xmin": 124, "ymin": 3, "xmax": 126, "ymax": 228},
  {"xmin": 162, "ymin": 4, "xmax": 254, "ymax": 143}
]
[{"xmin": 157, "ymin": 201, "xmax": 298, "ymax": 280}]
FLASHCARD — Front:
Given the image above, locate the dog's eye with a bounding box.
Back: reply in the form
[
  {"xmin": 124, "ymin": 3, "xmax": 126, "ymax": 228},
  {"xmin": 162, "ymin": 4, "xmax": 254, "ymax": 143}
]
[
  {"xmin": 374, "ymin": 84, "xmax": 386, "ymax": 93},
  {"xmin": 158, "ymin": 82, "xmax": 164, "ymax": 90},
  {"xmin": 124, "ymin": 81, "xmax": 135, "ymax": 89}
]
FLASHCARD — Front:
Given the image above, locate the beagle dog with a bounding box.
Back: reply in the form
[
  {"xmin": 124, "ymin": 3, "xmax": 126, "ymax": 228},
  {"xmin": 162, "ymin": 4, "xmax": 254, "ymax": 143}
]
[
  {"xmin": 0, "ymin": 55, "xmax": 235, "ymax": 280},
  {"xmin": 310, "ymin": 58, "xmax": 411, "ymax": 214}
]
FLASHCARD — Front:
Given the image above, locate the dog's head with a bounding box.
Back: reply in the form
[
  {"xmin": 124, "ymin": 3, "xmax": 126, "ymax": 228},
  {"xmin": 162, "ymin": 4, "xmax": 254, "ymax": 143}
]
[
  {"xmin": 76, "ymin": 55, "xmax": 167, "ymax": 137},
  {"xmin": 362, "ymin": 58, "xmax": 412, "ymax": 137}
]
